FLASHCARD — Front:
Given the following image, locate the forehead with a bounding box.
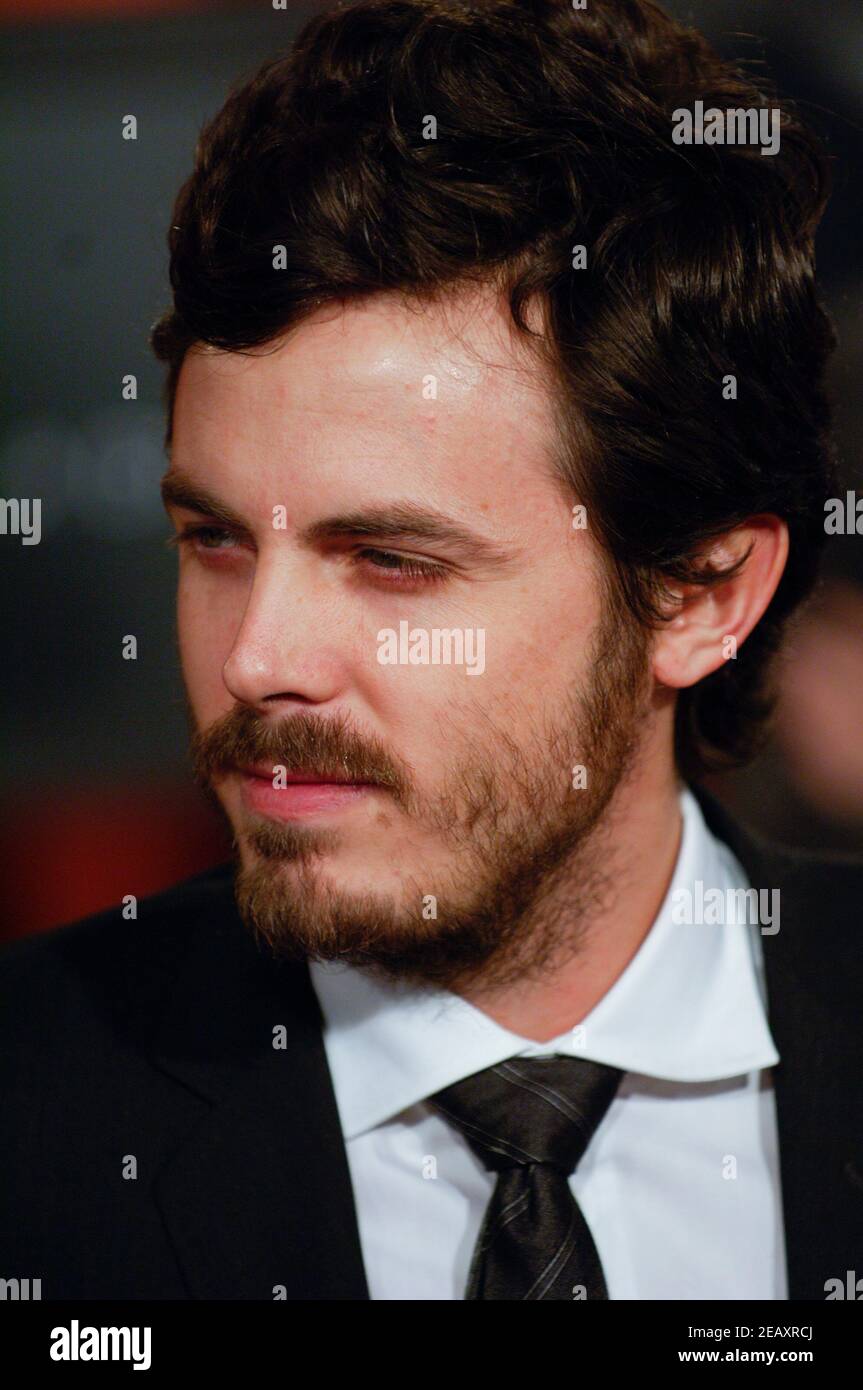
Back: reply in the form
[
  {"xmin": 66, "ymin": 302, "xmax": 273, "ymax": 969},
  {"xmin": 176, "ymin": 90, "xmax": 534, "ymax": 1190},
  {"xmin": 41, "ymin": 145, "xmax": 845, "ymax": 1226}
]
[
  {"xmin": 174, "ymin": 287, "xmax": 554, "ymax": 456},
  {"xmin": 168, "ymin": 288, "xmax": 572, "ymax": 544}
]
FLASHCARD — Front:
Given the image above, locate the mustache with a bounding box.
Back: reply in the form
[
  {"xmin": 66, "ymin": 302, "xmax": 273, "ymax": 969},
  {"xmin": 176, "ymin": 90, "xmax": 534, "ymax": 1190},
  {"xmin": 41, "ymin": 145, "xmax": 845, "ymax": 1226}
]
[{"xmin": 190, "ymin": 705, "xmax": 413, "ymax": 805}]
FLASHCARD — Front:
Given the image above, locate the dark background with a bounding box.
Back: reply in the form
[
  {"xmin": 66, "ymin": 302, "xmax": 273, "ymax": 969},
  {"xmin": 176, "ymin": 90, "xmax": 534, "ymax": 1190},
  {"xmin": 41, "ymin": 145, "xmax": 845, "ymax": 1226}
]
[{"xmin": 1, "ymin": 0, "xmax": 861, "ymax": 938}]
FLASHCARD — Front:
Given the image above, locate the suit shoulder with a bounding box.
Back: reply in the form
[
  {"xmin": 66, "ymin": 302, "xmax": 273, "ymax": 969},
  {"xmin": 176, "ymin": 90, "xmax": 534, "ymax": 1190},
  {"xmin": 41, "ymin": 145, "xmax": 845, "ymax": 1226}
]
[
  {"xmin": 732, "ymin": 832, "xmax": 863, "ymax": 1008},
  {"xmin": 769, "ymin": 841, "xmax": 863, "ymax": 967},
  {"xmin": 697, "ymin": 784, "xmax": 863, "ymax": 910},
  {"xmin": 0, "ymin": 862, "xmax": 235, "ymax": 1009},
  {"xmin": 755, "ymin": 837, "xmax": 863, "ymax": 912}
]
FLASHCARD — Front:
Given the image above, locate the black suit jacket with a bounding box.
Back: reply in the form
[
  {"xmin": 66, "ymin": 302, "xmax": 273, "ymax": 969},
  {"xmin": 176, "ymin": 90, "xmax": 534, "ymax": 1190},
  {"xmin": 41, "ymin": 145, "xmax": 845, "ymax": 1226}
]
[{"xmin": 1, "ymin": 789, "xmax": 861, "ymax": 1301}]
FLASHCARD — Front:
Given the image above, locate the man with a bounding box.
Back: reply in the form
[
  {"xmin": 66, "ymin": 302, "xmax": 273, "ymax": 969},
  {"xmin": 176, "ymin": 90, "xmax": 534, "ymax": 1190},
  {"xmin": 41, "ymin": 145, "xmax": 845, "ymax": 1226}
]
[{"xmin": 1, "ymin": 0, "xmax": 861, "ymax": 1301}]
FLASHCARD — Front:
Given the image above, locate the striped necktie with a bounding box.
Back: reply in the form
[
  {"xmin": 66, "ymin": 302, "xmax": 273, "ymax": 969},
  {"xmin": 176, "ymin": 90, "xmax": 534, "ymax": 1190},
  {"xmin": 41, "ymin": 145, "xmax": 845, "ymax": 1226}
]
[{"xmin": 428, "ymin": 1053, "xmax": 623, "ymax": 1300}]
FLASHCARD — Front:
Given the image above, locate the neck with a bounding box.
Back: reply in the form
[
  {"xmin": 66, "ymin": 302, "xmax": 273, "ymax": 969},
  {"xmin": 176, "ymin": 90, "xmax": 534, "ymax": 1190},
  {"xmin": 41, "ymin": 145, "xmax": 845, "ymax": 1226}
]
[{"xmin": 458, "ymin": 752, "xmax": 684, "ymax": 1043}]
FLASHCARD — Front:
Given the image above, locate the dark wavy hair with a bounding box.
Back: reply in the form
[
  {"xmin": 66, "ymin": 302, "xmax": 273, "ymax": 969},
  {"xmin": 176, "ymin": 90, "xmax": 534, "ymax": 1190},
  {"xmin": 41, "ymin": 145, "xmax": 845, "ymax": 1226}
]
[{"xmin": 151, "ymin": 0, "xmax": 837, "ymax": 782}]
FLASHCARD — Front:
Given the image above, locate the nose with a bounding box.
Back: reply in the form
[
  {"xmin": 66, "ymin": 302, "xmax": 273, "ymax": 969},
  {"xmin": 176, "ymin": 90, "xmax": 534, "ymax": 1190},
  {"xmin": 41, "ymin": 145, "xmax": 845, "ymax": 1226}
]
[{"xmin": 221, "ymin": 552, "xmax": 349, "ymax": 711}]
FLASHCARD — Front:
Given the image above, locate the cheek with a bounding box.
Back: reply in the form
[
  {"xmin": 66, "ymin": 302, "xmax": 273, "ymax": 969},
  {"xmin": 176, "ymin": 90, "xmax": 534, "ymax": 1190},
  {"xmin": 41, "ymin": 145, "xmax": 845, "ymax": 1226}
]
[{"xmin": 503, "ymin": 631, "xmax": 589, "ymax": 697}]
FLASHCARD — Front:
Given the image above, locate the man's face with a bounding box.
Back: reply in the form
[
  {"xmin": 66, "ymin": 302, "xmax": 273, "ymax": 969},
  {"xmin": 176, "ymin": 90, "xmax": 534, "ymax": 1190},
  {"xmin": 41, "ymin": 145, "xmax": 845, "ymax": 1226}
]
[{"xmin": 165, "ymin": 288, "xmax": 653, "ymax": 991}]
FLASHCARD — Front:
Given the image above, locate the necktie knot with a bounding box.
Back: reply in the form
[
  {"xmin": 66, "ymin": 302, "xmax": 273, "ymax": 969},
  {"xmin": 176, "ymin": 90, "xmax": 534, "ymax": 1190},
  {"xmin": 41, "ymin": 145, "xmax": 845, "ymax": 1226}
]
[{"xmin": 428, "ymin": 1054, "xmax": 623, "ymax": 1177}]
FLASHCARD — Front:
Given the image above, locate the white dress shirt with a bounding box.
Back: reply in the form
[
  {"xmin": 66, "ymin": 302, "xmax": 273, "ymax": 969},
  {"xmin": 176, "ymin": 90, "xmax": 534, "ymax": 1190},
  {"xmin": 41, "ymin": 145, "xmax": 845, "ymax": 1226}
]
[{"xmin": 309, "ymin": 787, "xmax": 788, "ymax": 1300}]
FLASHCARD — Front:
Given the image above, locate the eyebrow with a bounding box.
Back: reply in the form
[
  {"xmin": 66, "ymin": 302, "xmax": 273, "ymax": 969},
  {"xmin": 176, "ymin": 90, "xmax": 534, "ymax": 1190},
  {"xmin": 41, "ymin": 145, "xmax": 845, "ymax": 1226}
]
[
  {"xmin": 160, "ymin": 467, "xmax": 518, "ymax": 568},
  {"xmin": 160, "ymin": 471, "xmax": 245, "ymax": 529}
]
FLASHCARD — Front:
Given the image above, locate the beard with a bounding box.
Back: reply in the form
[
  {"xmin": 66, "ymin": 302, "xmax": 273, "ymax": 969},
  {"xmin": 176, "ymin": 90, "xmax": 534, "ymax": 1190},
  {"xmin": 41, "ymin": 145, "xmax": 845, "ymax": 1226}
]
[{"xmin": 189, "ymin": 583, "xmax": 652, "ymax": 995}]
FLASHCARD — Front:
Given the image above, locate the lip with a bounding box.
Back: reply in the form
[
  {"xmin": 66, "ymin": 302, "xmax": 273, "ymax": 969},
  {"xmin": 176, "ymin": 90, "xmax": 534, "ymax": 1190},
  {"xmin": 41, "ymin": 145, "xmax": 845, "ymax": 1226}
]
[
  {"xmin": 236, "ymin": 765, "xmax": 377, "ymax": 820},
  {"xmin": 240, "ymin": 764, "xmax": 360, "ymax": 784}
]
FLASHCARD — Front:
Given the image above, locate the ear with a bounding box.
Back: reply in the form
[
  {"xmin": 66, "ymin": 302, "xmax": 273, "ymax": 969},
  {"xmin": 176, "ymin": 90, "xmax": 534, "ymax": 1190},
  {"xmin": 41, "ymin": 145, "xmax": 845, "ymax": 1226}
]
[{"xmin": 652, "ymin": 516, "xmax": 789, "ymax": 690}]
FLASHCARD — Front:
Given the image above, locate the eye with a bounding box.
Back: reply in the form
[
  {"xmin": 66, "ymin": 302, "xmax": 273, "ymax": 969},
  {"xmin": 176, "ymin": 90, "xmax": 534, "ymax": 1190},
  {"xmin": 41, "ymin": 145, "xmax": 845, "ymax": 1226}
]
[
  {"xmin": 356, "ymin": 547, "xmax": 448, "ymax": 585},
  {"xmin": 169, "ymin": 524, "xmax": 243, "ymax": 553}
]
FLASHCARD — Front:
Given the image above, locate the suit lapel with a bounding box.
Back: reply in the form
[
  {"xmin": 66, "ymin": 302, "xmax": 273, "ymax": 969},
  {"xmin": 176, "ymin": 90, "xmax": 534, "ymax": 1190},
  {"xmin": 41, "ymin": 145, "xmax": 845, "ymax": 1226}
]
[
  {"xmin": 142, "ymin": 881, "xmax": 369, "ymax": 1300},
  {"xmin": 695, "ymin": 788, "xmax": 863, "ymax": 1300}
]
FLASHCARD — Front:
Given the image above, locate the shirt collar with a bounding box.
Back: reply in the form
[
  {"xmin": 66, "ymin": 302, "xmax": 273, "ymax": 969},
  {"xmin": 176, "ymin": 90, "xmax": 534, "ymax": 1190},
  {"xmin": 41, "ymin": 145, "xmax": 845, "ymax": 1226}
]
[{"xmin": 309, "ymin": 786, "xmax": 780, "ymax": 1140}]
